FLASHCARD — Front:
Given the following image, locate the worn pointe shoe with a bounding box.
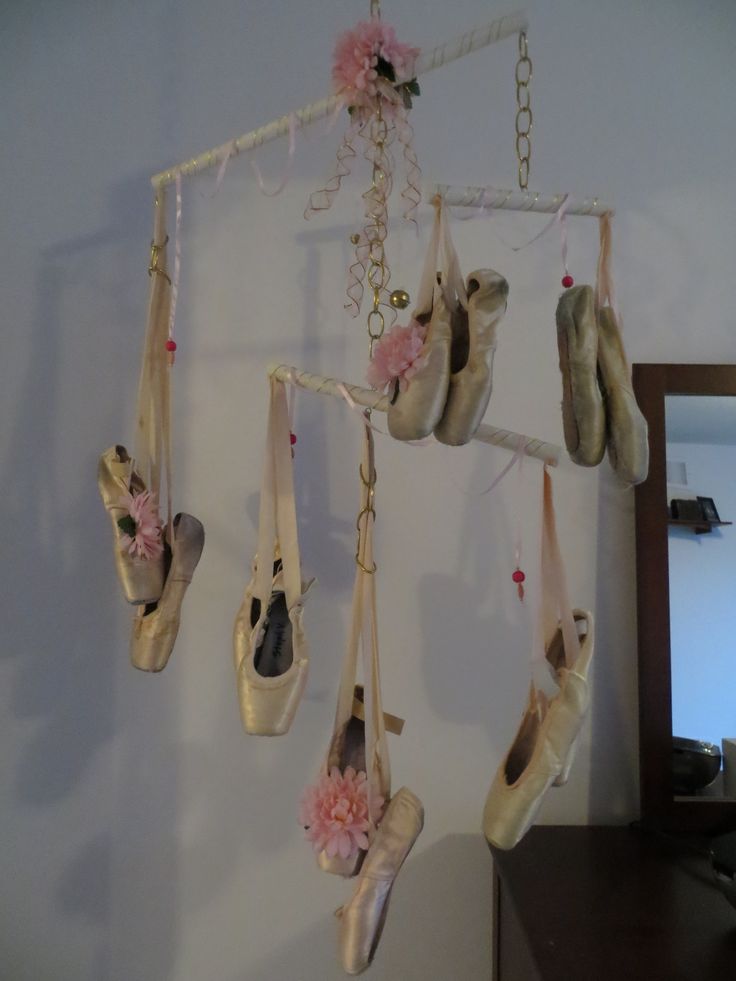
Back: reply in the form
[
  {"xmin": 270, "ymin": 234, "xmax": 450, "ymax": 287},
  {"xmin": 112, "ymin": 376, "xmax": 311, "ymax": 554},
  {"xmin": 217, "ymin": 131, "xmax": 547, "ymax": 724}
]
[
  {"xmin": 434, "ymin": 269, "xmax": 509, "ymax": 445},
  {"xmin": 338, "ymin": 786, "xmax": 424, "ymax": 975},
  {"xmin": 482, "ymin": 610, "xmax": 594, "ymax": 850},
  {"xmin": 315, "ymin": 685, "xmax": 403, "ymax": 878},
  {"xmin": 98, "ymin": 445, "xmax": 166, "ymax": 604},
  {"xmin": 555, "ymin": 287, "xmax": 606, "ymax": 467},
  {"xmin": 233, "ymin": 556, "xmax": 314, "ymax": 736},
  {"xmin": 596, "ymin": 307, "xmax": 649, "ymax": 485},
  {"xmin": 130, "ymin": 513, "xmax": 204, "ymax": 672},
  {"xmin": 387, "ymin": 282, "xmax": 452, "ymax": 441}
]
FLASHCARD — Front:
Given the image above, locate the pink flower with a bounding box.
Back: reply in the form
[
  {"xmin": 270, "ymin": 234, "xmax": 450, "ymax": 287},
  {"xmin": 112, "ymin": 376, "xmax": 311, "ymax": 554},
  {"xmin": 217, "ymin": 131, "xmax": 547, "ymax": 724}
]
[
  {"xmin": 366, "ymin": 319, "xmax": 427, "ymax": 392},
  {"xmin": 118, "ymin": 490, "xmax": 164, "ymax": 561},
  {"xmin": 332, "ymin": 20, "xmax": 419, "ymax": 111},
  {"xmin": 299, "ymin": 766, "xmax": 384, "ymax": 860}
]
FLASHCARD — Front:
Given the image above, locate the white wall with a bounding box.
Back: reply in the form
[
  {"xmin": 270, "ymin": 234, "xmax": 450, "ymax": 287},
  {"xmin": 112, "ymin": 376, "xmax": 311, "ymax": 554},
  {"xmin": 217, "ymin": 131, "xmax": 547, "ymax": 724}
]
[
  {"xmin": 2, "ymin": 1, "xmax": 736, "ymax": 979},
  {"xmin": 667, "ymin": 441, "xmax": 736, "ymax": 747}
]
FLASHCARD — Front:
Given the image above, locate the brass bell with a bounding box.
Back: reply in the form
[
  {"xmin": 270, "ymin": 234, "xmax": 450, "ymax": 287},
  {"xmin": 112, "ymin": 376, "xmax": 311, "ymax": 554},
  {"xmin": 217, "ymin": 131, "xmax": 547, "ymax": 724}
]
[
  {"xmin": 350, "ymin": 233, "xmax": 361, "ymax": 245},
  {"xmin": 389, "ymin": 288, "xmax": 410, "ymax": 310}
]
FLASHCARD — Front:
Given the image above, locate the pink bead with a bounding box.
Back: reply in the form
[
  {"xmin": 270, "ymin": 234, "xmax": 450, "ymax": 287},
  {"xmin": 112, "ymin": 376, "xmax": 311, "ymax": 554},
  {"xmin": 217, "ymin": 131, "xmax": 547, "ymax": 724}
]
[
  {"xmin": 290, "ymin": 432, "xmax": 297, "ymax": 446},
  {"xmin": 561, "ymin": 275, "xmax": 574, "ymax": 288},
  {"xmin": 165, "ymin": 338, "xmax": 177, "ymax": 352},
  {"xmin": 512, "ymin": 569, "xmax": 525, "ymax": 584}
]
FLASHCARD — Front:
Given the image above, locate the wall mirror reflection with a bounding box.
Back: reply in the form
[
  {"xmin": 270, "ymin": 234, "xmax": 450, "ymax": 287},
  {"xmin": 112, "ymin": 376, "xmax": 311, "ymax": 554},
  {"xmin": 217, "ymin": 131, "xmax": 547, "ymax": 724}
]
[
  {"xmin": 666, "ymin": 395, "xmax": 736, "ymax": 801},
  {"xmin": 634, "ymin": 365, "xmax": 736, "ymax": 833}
]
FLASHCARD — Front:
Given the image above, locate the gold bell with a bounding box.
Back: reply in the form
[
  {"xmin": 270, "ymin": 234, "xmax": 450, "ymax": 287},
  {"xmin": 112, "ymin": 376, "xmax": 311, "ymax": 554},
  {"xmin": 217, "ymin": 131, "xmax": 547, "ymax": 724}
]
[
  {"xmin": 390, "ymin": 289, "xmax": 410, "ymax": 310},
  {"xmin": 350, "ymin": 233, "xmax": 361, "ymax": 245}
]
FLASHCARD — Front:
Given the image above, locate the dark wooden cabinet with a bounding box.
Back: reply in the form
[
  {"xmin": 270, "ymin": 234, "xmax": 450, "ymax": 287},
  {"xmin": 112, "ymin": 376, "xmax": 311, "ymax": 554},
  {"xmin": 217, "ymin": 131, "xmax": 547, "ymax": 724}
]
[{"xmin": 491, "ymin": 826, "xmax": 736, "ymax": 981}]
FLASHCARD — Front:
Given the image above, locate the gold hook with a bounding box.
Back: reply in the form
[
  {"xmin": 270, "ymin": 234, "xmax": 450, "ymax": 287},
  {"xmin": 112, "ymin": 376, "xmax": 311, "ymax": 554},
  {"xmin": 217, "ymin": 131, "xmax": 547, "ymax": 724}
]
[{"xmin": 148, "ymin": 236, "xmax": 171, "ymax": 284}]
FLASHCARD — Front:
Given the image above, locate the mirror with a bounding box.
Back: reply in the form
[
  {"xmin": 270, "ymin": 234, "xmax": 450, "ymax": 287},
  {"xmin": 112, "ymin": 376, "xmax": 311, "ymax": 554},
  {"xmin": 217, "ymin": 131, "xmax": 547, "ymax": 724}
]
[{"xmin": 634, "ymin": 365, "xmax": 736, "ymax": 833}]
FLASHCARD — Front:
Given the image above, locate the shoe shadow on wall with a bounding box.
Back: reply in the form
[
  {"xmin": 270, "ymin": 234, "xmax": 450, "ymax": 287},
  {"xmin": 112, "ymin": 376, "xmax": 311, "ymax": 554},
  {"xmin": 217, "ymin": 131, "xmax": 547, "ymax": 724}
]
[
  {"xmin": 0, "ymin": 173, "xmax": 179, "ymax": 981},
  {"xmin": 416, "ymin": 443, "xmax": 530, "ymax": 748},
  {"xmin": 588, "ymin": 466, "xmax": 640, "ymax": 822},
  {"xmin": 229, "ymin": 833, "xmax": 493, "ymax": 981}
]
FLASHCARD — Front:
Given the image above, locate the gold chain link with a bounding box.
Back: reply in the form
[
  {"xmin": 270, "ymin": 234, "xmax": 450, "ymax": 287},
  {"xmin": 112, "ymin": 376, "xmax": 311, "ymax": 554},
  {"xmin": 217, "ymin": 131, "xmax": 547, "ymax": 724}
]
[
  {"xmin": 355, "ymin": 444, "xmax": 378, "ymax": 573},
  {"xmin": 515, "ymin": 32, "xmax": 533, "ymax": 191}
]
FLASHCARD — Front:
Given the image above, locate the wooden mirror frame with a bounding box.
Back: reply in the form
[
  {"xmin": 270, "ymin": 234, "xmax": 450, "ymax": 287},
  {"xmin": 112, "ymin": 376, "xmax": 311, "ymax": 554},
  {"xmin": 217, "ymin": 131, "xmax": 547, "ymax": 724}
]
[{"xmin": 634, "ymin": 363, "xmax": 736, "ymax": 833}]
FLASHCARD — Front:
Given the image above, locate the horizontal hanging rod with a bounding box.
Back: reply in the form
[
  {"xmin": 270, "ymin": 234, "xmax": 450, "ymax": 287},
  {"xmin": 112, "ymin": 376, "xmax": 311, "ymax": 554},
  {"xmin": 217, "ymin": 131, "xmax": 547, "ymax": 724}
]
[
  {"xmin": 151, "ymin": 12, "xmax": 529, "ymax": 189},
  {"xmin": 267, "ymin": 362, "xmax": 560, "ymax": 466},
  {"xmin": 430, "ymin": 184, "xmax": 614, "ymax": 217}
]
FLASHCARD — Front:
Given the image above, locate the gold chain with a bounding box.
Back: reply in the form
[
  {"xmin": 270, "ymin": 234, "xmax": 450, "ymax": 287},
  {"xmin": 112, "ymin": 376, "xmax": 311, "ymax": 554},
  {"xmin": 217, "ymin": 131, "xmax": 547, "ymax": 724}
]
[
  {"xmin": 365, "ymin": 100, "xmax": 389, "ymax": 362},
  {"xmin": 515, "ymin": 32, "xmax": 533, "ymax": 191},
  {"xmin": 355, "ymin": 436, "xmax": 378, "ymax": 573}
]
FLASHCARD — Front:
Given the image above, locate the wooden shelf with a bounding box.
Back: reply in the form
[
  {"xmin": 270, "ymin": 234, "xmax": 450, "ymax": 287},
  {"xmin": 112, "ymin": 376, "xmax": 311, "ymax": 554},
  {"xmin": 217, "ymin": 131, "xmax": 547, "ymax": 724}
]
[{"xmin": 668, "ymin": 518, "xmax": 733, "ymax": 535}]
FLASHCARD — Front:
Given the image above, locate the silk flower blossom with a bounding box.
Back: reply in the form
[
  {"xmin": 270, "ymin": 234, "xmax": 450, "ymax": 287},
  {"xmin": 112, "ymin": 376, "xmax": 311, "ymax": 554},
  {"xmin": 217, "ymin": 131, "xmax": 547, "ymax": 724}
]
[
  {"xmin": 366, "ymin": 319, "xmax": 428, "ymax": 392},
  {"xmin": 118, "ymin": 489, "xmax": 164, "ymax": 561},
  {"xmin": 299, "ymin": 766, "xmax": 384, "ymax": 859},
  {"xmin": 332, "ymin": 20, "xmax": 420, "ymax": 111}
]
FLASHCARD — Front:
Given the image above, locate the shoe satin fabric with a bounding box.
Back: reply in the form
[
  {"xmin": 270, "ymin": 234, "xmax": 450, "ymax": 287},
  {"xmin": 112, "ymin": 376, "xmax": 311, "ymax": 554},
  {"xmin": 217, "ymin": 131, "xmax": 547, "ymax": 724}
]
[
  {"xmin": 339, "ymin": 786, "xmax": 425, "ymax": 975},
  {"xmin": 596, "ymin": 306, "xmax": 649, "ymax": 485},
  {"xmin": 233, "ymin": 377, "xmax": 311, "ymax": 736},
  {"xmin": 483, "ymin": 466, "xmax": 594, "ymax": 850},
  {"xmin": 434, "ymin": 268, "xmax": 509, "ymax": 446},
  {"xmin": 98, "ymin": 445, "xmax": 166, "ymax": 604},
  {"xmin": 130, "ymin": 512, "xmax": 205, "ymax": 672},
  {"xmin": 555, "ymin": 285, "xmax": 606, "ymax": 467}
]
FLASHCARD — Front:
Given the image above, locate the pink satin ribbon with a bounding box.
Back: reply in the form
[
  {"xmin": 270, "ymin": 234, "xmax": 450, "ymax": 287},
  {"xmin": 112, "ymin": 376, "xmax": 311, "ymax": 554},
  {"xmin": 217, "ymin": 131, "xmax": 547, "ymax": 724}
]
[
  {"xmin": 250, "ymin": 112, "xmax": 297, "ymax": 197},
  {"xmin": 167, "ymin": 172, "xmax": 182, "ymax": 350},
  {"xmin": 451, "ymin": 192, "xmax": 571, "ymax": 262}
]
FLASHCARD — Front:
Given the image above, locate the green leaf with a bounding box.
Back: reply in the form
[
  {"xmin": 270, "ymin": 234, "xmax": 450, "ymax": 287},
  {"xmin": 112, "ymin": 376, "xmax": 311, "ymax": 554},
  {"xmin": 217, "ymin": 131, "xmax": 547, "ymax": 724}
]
[
  {"xmin": 117, "ymin": 515, "xmax": 137, "ymax": 537},
  {"xmin": 406, "ymin": 78, "xmax": 420, "ymax": 96},
  {"xmin": 376, "ymin": 56, "xmax": 396, "ymax": 82}
]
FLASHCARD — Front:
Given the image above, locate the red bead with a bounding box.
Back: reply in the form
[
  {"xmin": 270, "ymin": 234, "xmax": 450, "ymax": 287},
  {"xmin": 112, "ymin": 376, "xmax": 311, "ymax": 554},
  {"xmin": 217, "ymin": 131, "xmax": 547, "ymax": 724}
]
[
  {"xmin": 561, "ymin": 275, "xmax": 574, "ymax": 288},
  {"xmin": 512, "ymin": 569, "xmax": 526, "ymax": 584},
  {"xmin": 290, "ymin": 432, "xmax": 297, "ymax": 446},
  {"xmin": 165, "ymin": 338, "xmax": 177, "ymax": 352}
]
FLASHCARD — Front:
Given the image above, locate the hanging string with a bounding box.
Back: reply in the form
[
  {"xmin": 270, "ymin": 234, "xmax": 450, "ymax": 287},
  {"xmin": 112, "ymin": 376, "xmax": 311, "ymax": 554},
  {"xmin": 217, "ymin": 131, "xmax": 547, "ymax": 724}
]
[
  {"xmin": 595, "ymin": 211, "xmax": 616, "ymax": 312},
  {"xmin": 166, "ymin": 173, "xmax": 182, "ymax": 366}
]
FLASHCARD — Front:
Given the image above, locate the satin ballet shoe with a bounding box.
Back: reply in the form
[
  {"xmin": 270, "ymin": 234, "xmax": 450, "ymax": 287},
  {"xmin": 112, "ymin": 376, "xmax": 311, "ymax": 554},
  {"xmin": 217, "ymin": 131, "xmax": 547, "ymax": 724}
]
[
  {"xmin": 233, "ymin": 556, "xmax": 314, "ymax": 736},
  {"xmin": 434, "ymin": 269, "xmax": 509, "ymax": 446},
  {"xmin": 482, "ymin": 610, "xmax": 594, "ymax": 850},
  {"xmin": 130, "ymin": 513, "xmax": 205, "ymax": 673},
  {"xmin": 387, "ymin": 282, "xmax": 452, "ymax": 441},
  {"xmin": 97, "ymin": 445, "xmax": 166, "ymax": 604},
  {"xmin": 596, "ymin": 307, "xmax": 649, "ymax": 485},
  {"xmin": 318, "ymin": 686, "xmax": 404, "ymax": 878},
  {"xmin": 338, "ymin": 786, "xmax": 424, "ymax": 975},
  {"xmin": 555, "ymin": 287, "xmax": 606, "ymax": 467}
]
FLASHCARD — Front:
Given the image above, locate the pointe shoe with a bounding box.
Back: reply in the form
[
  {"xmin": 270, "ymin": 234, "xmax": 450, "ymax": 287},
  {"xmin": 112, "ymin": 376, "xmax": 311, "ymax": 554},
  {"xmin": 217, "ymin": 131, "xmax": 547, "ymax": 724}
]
[
  {"xmin": 233, "ymin": 554, "xmax": 314, "ymax": 736},
  {"xmin": 387, "ymin": 282, "xmax": 452, "ymax": 441},
  {"xmin": 315, "ymin": 685, "xmax": 403, "ymax": 878},
  {"xmin": 338, "ymin": 786, "xmax": 424, "ymax": 975},
  {"xmin": 130, "ymin": 513, "xmax": 205, "ymax": 672},
  {"xmin": 555, "ymin": 287, "xmax": 606, "ymax": 467},
  {"xmin": 596, "ymin": 307, "xmax": 649, "ymax": 485},
  {"xmin": 434, "ymin": 269, "xmax": 509, "ymax": 445},
  {"xmin": 97, "ymin": 445, "xmax": 166, "ymax": 604},
  {"xmin": 482, "ymin": 610, "xmax": 594, "ymax": 850}
]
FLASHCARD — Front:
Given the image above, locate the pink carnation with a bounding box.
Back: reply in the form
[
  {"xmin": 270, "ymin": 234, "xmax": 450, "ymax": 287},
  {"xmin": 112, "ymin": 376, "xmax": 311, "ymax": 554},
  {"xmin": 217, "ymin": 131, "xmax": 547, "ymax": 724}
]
[
  {"xmin": 299, "ymin": 766, "xmax": 384, "ymax": 860},
  {"xmin": 118, "ymin": 489, "xmax": 164, "ymax": 561},
  {"xmin": 332, "ymin": 20, "xmax": 419, "ymax": 110},
  {"xmin": 366, "ymin": 319, "xmax": 427, "ymax": 392}
]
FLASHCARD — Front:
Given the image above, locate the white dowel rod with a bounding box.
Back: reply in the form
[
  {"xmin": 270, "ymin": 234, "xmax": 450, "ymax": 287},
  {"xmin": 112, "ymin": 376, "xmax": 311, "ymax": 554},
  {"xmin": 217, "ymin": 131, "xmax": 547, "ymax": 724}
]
[
  {"xmin": 267, "ymin": 362, "xmax": 560, "ymax": 466},
  {"xmin": 150, "ymin": 12, "xmax": 529, "ymax": 189},
  {"xmin": 431, "ymin": 184, "xmax": 613, "ymax": 217}
]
